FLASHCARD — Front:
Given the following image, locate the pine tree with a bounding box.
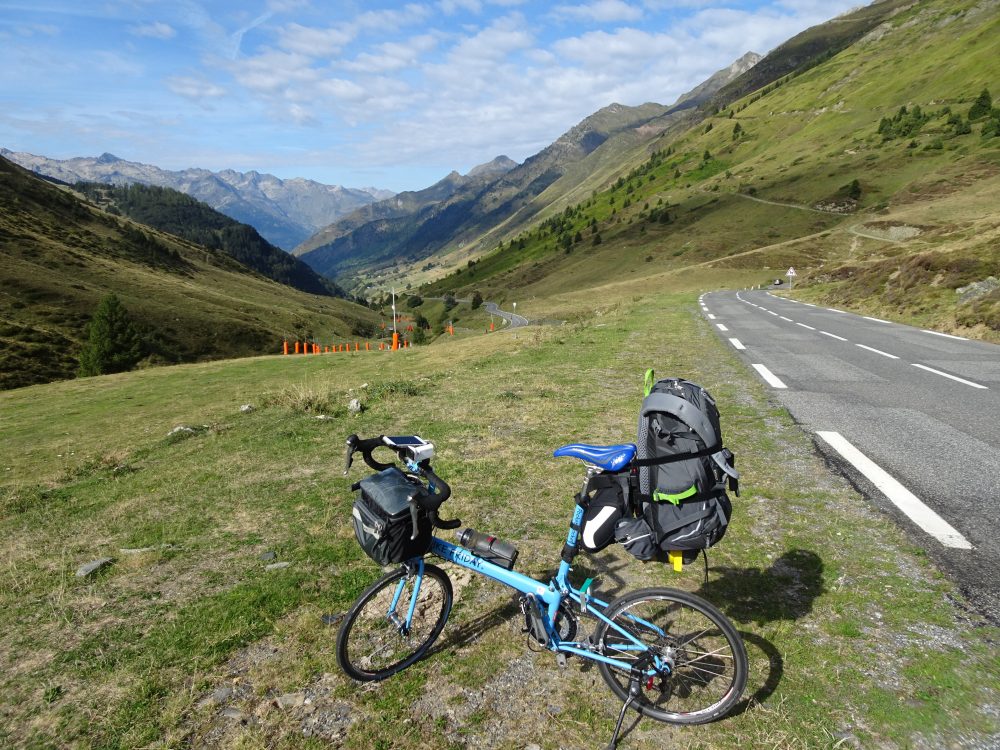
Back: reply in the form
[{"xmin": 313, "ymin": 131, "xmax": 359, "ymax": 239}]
[
  {"xmin": 969, "ymin": 88, "xmax": 992, "ymax": 120},
  {"xmin": 77, "ymin": 293, "xmax": 144, "ymax": 377}
]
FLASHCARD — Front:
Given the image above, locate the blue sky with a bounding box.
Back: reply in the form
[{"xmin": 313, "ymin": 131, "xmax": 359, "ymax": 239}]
[{"xmin": 0, "ymin": 0, "xmax": 860, "ymax": 192}]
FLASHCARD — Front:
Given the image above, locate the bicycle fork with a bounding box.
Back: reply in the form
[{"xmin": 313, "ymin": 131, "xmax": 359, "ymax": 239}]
[{"xmin": 387, "ymin": 559, "xmax": 426, "ymax": 637}]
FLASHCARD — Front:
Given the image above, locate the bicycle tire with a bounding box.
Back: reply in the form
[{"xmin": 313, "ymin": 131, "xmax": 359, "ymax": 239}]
[
  {"xmin": 595, "ymin": 587, "xmax": 747, "ymax": 724},
  {"xmin": 336, "ymin": 563, "xmax": 453, "ymax": 682}
]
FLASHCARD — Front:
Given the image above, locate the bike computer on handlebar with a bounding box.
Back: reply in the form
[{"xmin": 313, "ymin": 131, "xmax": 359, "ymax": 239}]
[{"xmin": 383, "ymin": 435, "xmax": 435, "ymax": 464}]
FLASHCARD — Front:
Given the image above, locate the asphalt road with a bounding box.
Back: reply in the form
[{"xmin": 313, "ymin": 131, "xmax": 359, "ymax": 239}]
[
  {"xmin": 484, "ymin": 301, "xmax": 529, "ymax": 328},
  {"xmin": 702, "ymin": 289, "xmax": 1000, "ymax": 622}
]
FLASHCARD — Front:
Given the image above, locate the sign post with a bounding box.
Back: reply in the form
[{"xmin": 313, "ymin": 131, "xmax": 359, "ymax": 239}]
[{"xmin": 786, "ymin": 267, "xmax": 797, "ymax": 290}]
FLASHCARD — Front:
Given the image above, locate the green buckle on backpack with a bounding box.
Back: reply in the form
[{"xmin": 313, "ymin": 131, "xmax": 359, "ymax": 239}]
[
  {"xmin": 653, "ymin": 485, "xmax": 697, "ymax": 505},
  {"xmin": 643, "ymin": 368, "xmax": 655, "ymax": 398}
]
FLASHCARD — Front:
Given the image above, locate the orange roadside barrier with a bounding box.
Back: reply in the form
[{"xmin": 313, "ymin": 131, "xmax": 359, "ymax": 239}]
[
  {"xmin": 294, "ymin": 341, "xmax": 300, "ymax": 354},
  {"xmin": 283, "ymin": 340, "xmax": 289, "ymax": 355},
  {"xmin": 392, "ymin": 331, "xmax": 399, "ymax": 351}
]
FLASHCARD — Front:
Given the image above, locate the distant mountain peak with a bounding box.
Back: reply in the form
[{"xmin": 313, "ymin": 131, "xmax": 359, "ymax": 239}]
[
  {"xmin": 96, "ymin": 152, "xmax": 122, "ymax": 164},
  {"xmin": 467, "ymin": 155, "xmax": 518, "ymax": 178}
]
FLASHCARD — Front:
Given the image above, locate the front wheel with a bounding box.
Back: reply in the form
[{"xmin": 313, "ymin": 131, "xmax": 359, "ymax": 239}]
[
  {"xmin": 336, "ymin": 562, "xmax": 453, "ymax": 681},
  {"xmin": 595, "ymin": 587, "xmax": 747, "ymax": 724}
]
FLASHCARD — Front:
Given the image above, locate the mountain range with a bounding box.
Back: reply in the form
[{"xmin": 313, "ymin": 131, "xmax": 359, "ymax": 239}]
[
  {"xmin": 293, "ymin": 52, "xmax": 761, "ymax": 292},
  {"xmin": 0, "ymin": 148, "xmax": 394, "ymax": 251},
  {"xmin": 0, "ymin": 155, "xmax": 377, "ymax": 389}
]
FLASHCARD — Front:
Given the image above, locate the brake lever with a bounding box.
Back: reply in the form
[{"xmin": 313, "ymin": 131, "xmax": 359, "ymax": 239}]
[{"xmin": 343, "ymin": 434, "xmax": 358, "ymax": 476}]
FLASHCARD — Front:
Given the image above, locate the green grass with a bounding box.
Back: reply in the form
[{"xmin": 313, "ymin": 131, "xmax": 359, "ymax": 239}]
[{"xmin": 1, "ymin": 286, "xmax": 997, "ymax": 749}]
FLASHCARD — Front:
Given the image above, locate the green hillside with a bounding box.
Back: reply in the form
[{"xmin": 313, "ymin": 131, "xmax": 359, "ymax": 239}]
[
  {"xmin": 75, "ymin": 182, "xmax": 346, "ymax": 298},
  {"xmin": 0, "ymin": 156, "xmax": 379, "ymax": 390},
  {"xmin": 422, "ymin": 0, "xmax": 1000, "ymax": 340}
]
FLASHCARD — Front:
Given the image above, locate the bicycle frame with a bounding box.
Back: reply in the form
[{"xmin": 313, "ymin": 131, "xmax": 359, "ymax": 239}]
[{"xmin": 387, "ymin": 499, "xmax": 668, "ymax": 676}]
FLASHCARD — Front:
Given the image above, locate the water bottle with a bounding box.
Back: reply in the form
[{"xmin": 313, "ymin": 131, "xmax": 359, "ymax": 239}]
[{"xmin": 457, "ymin": 527, "xmax": 519, "ymax": 570}]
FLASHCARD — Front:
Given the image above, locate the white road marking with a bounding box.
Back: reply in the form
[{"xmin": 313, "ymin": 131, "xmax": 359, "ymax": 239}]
[
  {"xmin": 816, "ymin": 431, "xmax": 972, "ymax": 550},
  {"xmin": 767, "ymin": 311, "xmax": 779, "ymax": 316},
  {"xmin": 856, "ymin": 344, "xmax": 899, "ymax": 359},
  {"xmin": 729, "ymin": 338, "xmax": 746, "ymax": 350},
  {"xmin": 802, "ymin": 302, "xmax": 817, "ymax": 307},
  {"xmin": 716, "ymin": 324, "xmax": 729, "ymax": 331},
  {"xmin": 912, "ymin": 364, "xmax": 988, "ymax": 389},
  {"xmin": 863, "ymin": 316, "xmax": 893, "ymax": 324},
  {"xmin": 827, "ymin": 308, "xmax": 848, "ymax": 314},
  {"xmin": 819, "ymin": 331, "xmax": 848, "ymax": 341},
  {"xmin": 779, "ymin": 316, "xmax": 792, "ymax": 322},
  {"xmin": 708, "ymin": 314, "xmax": 717, "ymax": 319},
  {"xmin": 796, "ymin": 322, "xmax": 816, "ymax": 330},
  {"xmin": 752, "ymin": 363, "xmax": 787, "ymax": 389},
  {"xmin": 922, "ymin": 329, "xmax": 967, "ymax": 341}
]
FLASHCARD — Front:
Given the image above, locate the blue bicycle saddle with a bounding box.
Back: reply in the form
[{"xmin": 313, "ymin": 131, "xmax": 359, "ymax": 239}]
[{"xmin": 553, "ymin": 443, "xmax": 636, "ymax": 472}]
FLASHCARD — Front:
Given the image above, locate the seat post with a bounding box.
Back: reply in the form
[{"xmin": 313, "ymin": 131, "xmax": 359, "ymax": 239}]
[{"xmin": 581, "ymin": 464, "xmax": 600, "ymax": 498}]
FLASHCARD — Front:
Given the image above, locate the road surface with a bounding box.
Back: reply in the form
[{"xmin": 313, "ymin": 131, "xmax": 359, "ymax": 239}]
[
  {"xmin": 702, "ymin": 289, "xmax": 1000, "ymax": 622},
  {"xmin": 484, "ymin": 301, "xmax": 529, "ymax": 328}
]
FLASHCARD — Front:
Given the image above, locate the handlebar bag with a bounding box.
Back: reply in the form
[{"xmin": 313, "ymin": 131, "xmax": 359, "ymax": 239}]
[{"xmin": 352, "ymin": 467, "xmax": 432, "ymax": 566}]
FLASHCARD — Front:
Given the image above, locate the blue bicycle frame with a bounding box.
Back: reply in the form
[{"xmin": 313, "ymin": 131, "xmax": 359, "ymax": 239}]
[{"xmin": 387, "ymin": 500, "xmax": 668, "ymax": 677}]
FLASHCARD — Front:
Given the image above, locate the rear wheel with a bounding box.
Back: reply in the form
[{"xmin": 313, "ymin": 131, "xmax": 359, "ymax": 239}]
[
  {"xmin": 595, "ymin": 587, "xmax": 747, "ymax": 724},
  {"xmin": 336, "ymin": 562, "xmax": 452, "ymax": 681}
]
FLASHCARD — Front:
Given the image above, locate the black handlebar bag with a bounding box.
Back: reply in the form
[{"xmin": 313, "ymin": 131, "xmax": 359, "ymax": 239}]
[{"xmin": 352, "ymin": 467, "xmax": 432, "ymax": 565}]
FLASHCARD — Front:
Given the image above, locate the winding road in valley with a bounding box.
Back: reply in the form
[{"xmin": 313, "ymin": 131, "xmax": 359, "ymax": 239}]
[
  {"xmin": 702, "ymin": 289, "xmax": 1000, "ymax": 622},
  {"xmin": 484, "ymin": 301, "xmax": 529, "ymax": 328}
]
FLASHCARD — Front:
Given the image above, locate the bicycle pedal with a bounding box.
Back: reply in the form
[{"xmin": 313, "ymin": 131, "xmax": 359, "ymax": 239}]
[{"xmin": 556, "ymin": 652, "xmax": 567, "ymax": 668}]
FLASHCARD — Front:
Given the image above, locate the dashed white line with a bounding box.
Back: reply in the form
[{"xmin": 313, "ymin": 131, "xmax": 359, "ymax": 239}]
[
  {"xmin": 827, "ymin": 308, "xmax": 848, "ymax": 314},
  {"xmin": 855, "ymin": 344, "xmax": 899, "ymax": 359},
  {"xmin": 729, "ymin": 338, "xmax": 746, "ymax": 350},
  {"xmin": 816, "ymin": 431, "xmax": 972, "ymax": 550},
  {"xmin": 767, "ymin": 311, "xmax": 779, "ymax": 316},
  {"xmin": 716, "ymin": 324, "xmax": 729, "ymax": 331},
  {"xmin": 863, "ymin": 316, "xmax": 893, "ymax": 325},
  {"xmin": 922, "ymin": 329, "xmax": 968, "ymax": 341},
  {"xmin": 912, "ymin": 364, "xmax": 988, "ymax": 389},
  {"xmin": 796, "ymin": 322, "xmax": 816, "ymax": 330},
  {"xmin": 752, "ymin": 363, "xmax": 787, "ymax": 389},
  {"xmin": 819, "ymin": 331, "xmax": 848, "ymax": 341},
  {"xmin": 708, "ymin": 314, "xmax": 717, "ymax": 320},
  {"xmin": 779, "ymin": 316, "xmax": 792, "ymax": 322}
]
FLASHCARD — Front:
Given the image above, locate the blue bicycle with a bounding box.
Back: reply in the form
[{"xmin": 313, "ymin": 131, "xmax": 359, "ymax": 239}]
[{"xmin": 336, "ymin": 435, "xmax": 748, "ymax": 748}]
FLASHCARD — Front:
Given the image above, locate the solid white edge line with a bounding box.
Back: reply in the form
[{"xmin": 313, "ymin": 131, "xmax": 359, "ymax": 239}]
[
  {"xmin": 796, "ymin": 322, "xmax": 816, "ymax": 330},
  {"xmin": 729, "ymin": 338, "xmax": 745, "ymax": 350},
  {"xmin": 820, "ymin": 331, "xmax": 848, "ymax": 341},
  {"xmin": 922, "ymin": 329, "xmax": 968, "ymax": 341},
  {"xmin": 815, "ymin": 431, "xmax": 972, "ymax": 549},
  {"xmin": 751, "ymin": 363, "xmax": 787, "ymax": 389},
  {"xmin": 863, "ymin": 316, "xmax": 893, "ymax": 324},
  {"xmin": 856, "ymin": 343, "xmax": 899, "ymax": 359},
  {"xmin": 716, "ymin": 324, "xmax": 729, "ymax": 331},
  {"xmin": 827, "ymin": 308, "xmax": 847, "ymax": 314},
  {"xmin": 912, "ymin": 363, "xmax": 988, "ymax": 389}
]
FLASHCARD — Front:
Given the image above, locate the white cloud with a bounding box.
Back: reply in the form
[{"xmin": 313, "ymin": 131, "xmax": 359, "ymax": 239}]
[
  {"xmin": 553, "ymin": 1, "xmax": 643, "ymax": 23},
  {"xmin": 341, "ymin": 34, "xmax": 439, "ymax": 74},
  {"xmin": 277, "ymin": 22, "xmax": 355, "ymax": 57},
  {"xmin": 438, "ymin": 0, "xmax": 483, "ymax": 14},
  {"xmin": 128, "ymin": 22, "xmax": 176, "ymax": 40},
  {"xmin": 167, "ymin": 75, "xmax": 226, "ymax": 102}
]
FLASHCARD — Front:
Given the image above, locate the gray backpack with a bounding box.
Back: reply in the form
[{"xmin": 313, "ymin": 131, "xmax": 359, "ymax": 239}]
[{"xmin": 616, "ymin": 371, "xmax": 739, "ymax": 562}]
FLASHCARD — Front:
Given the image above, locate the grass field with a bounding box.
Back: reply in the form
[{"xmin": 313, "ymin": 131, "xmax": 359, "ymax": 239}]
[{"xmin": 2, "ymin": 277, "xmax": 997, "ymax": 749}]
